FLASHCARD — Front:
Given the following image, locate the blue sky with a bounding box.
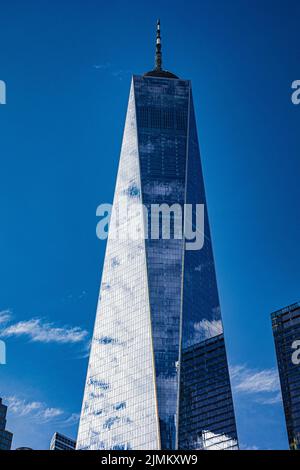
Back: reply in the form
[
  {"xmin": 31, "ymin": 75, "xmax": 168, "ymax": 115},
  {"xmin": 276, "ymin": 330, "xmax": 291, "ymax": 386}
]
[{"xmin": 0, "ymin": 0, "xmax": 299, "ymax": 449}]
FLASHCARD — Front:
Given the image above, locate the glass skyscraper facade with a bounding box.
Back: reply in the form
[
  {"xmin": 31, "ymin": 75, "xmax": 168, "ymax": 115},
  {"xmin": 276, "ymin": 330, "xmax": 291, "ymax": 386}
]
[
  {"xmin": 77, "ymin": 21, "xmax": 238, "ymax": 450},
  {"xmin": 0, "ymin": 398, "xmax": 13, "ymax": 450},
  {"xmin": 179, "ymin": 335, "xmax": 238, "ymax": 450},
  {"xmin": 50, "ymin": 432, "xmax": 76, "ymax": 451},
  {"xmin": 272, "ymin": 302, "xmax": 300, "ymax": 450}
]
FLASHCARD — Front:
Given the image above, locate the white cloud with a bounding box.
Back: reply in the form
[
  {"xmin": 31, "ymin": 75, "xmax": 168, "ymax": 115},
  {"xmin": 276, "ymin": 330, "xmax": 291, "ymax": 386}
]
[
  {"xmin": 93, "ymin": 62, "xmax": 131, "ymax": 80},
  {"xmin": 42, "ymin": 407, "xmax": 64, "ymax": 421},
  {"xmin": 112, "ymin": 69, "xmax": 131, "ymax": 80},
  {"xmin": 62, "ymin": 413, "xmax": 80, "ymax": 426},
  {"xmin": 76, "ymin": 338, "xmax": 92, "ymax": 359},
  {"xmin": 93, "ymin": 62, "xmax": 111, "ymax": 70},
  {"xmin": 230, "ymin": 364, "xmax": 281, "ymax": 400},
  {"xmin": 4, "ymin": 396, "xmax": 64, "ymax": 423},
  {"xmin": 0, "ymin": 309, "xmax": 12, "ymax": 324},
  {"xmin": 4, "ymin": 395, "xmax": 81, "ymax": 427},
  {"xmin": 0, "ymin": 318, "xmax": 88, "ymax": 344},
  {"xmin": 2, "ymin": 391, "xmax": 79, "ymax": 448}
]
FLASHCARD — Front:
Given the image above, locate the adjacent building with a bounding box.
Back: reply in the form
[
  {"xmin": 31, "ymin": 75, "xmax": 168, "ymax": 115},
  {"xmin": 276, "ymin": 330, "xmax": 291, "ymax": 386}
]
[
  {"xmin": 15, "ymin": 447, "xmax": 33, "ymax": 451},
  {"xmin": 0, "ymin": 398, "xmax": 13, "ymax": 450},
  {"xmin": 50, "ymin": 432, "xmax": 76, "ymax": 451},
  {"xmin": 272, "ymin": 302, "xmax": 300, "ymax": 450},
  {"xmin": 179, "ymin": 335, "xmax": 238, "ymax": 450},
  {"xmin": 77, "ymin": 21, "xmax": 238, "ymax": 450}
]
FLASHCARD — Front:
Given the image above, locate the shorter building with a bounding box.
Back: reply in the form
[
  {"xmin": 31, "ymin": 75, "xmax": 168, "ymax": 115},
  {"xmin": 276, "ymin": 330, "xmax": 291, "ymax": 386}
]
[
  {"xmin": 50, "ymin": 432, "xmax": 76, "ymax": 450},
  {"xmin": 179, "ymin": 334, "xmax": 239, "ymax": 450},
  {"xmin": 272, "ymin": 302, "xmax": 300, "ymax": 450},
  {"xmin": 0, "ymin": 398, "xmax": 13, "ymax": 450}
]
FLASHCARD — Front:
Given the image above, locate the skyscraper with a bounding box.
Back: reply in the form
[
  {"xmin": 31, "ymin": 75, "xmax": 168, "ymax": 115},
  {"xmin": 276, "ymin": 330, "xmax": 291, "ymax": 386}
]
[
  {"xmin": 77, "ymin": 21, "xmax": 238, "ymax": 450},
  {"xmin": 272, "ymin": 302, "xmax": 300, "ymax": 450},
  {"xmin": 50, "ymin": 432, "xmax": 76, "ymax": 450},
  {"xmin": 0, "ymin": 398, "xmax": 13, "ymax": 450}
]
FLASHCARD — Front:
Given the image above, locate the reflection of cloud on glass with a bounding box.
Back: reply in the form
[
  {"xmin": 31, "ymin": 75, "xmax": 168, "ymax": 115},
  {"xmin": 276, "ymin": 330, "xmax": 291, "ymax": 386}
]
[
  {"xmin": 193, "ymin": 319, "xmax": 223, "ymax": 342},
  {"xmin": 212, "ymin": 306, "xmax": 221, "ymax": 318},
  {"xmin": 187, "ymin": 429, "xmax": 238, "ymax": 450}
]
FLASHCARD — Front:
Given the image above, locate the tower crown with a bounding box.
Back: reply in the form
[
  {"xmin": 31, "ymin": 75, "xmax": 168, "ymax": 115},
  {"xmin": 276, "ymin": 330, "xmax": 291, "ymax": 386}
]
[{"xmin": 144, "ymin": 20, "xmax": 179, "ymax": 79}]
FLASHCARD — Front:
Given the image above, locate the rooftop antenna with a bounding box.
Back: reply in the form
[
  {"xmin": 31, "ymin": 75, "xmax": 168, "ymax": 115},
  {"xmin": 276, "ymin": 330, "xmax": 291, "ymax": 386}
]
[
  {"xmin": 144, "ymin": 19, "xmax": 178, "ymax": 79},
  {"xmin": 155, "ymin": 19, "xmax": 162, "ymax": 71}
]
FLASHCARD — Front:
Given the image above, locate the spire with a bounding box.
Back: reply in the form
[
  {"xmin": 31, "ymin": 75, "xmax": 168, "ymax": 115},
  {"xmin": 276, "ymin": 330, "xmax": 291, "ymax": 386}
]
[
  {"xmin": 155, "ymin": 19, "xmax": 162, "ymax": 71},
  {"xmin": 144, "ymin": 20, "xmax": 179, "ymax": 79}
]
